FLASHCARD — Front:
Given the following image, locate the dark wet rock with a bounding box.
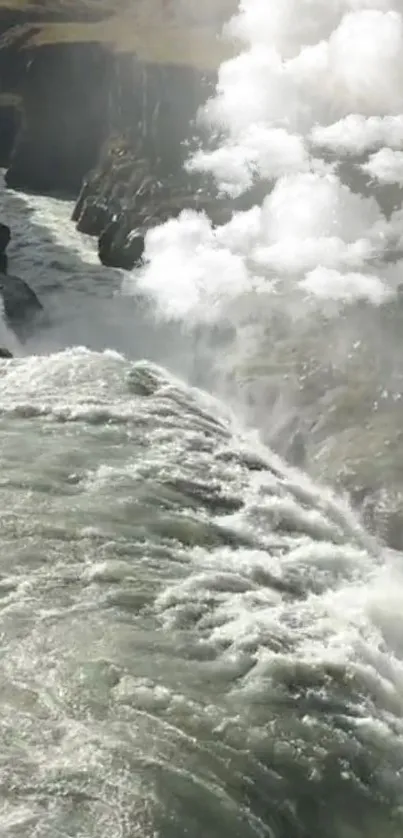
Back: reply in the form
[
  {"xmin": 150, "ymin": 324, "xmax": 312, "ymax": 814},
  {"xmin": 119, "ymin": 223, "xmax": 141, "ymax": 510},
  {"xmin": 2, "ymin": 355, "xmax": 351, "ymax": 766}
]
[
  {"xmin": 0, "ymin": 222, "xmax": 11, "ymax": 254},
  {"xmin": 4, "ymin": 42, "xmax": 112, "ymax": 195},
  {"xmin": 72, "ymin": 143, "xmax": 154, "ymax": 246},
  {"xmin": 76, "ymin": 199, "xmax": 111, "ymax": 236},
  {"xmin": 71, "ymin": 127, "xmax": 271, "ymax": 271},
  {"xmin": 98, "ymin": 221, "xmax": 145, "ymax": 270},
  {"xmin": 71, "ymin": 177, "xmax": 91, "ymax": 223},
  {"xmin": 0, "ymin": 11, "xmax": 238, "ymax": 274},
  {"xmin": 0, "ymin": 222, "xmax": 11, "ymax": 275},
  {"xmin": 1, "ymin": 29, "xmax": 217, "ymax": 200},
  {"xmin": 0, "ymin": 253, "xmax": 8, "ymax": 274},
  {"xmin": 0, "ymin": 271, "xmax": 43, "ymax": 337},
  {"xmin": 0, "ymin": 17, "xmax": 261, "ymax": 270},
  {"xmin": 0, "ymin": 347, "xmax": 13, "ymax": 358},
  {"xmin": 71, "ymin": 137, "xmax": 235, "ymax": 270},
  {"xmin": 0, "ymin": 103, "xmax": 21, "ymax": 168}
]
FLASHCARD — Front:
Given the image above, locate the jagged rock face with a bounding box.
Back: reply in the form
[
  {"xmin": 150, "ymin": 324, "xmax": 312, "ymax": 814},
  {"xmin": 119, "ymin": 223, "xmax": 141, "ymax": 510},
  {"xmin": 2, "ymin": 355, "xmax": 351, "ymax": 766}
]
[
  {"xmin": 0, "ymin": 14, "xmax": 223, "ymax": 269},
  {"xmin": 98, "ymin": 221, "xmax": 145, "ymax": 271},
  {"xmin": 0, "ymin": 33, "xmax": 214, "ymax": 198},
  {"xmin": 0, "ymin": 0, "xmax": 244, "ymax": 278},
  {"xmin": 71, "ymin": 135, "xmax": 274, "ymax": 271},
  {"xmin": 74, "ymin": 154, "xmax": 221, "ymax": 270},
  {"xmin": 0, "ymin": 7, "xmax": 237, "ymax": 272},
  {"xmin": 0, "ymin": 222, "xmax": 11, "ymax": 274},
  {"xmin": 0, "ymin": 105, "xmax": 21, "ymax": 167},
  {"xmin": 4, "ymin": 42, "xmax": 113, "ymax": 194}
]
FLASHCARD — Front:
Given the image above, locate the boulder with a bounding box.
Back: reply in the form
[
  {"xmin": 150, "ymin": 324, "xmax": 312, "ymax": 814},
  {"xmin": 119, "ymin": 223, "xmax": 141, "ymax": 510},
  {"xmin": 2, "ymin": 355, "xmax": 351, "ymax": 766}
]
[
  {"xmin": 0, "ymin": 346, "xmax": 13, "ymax": 358},
  {"xmin": 76, "ymin": 198, "xmax": 112, "ymax": 236},
  {"xmin": 98, "ymin": 219, "xmax": 145, "ymax": 270},
  {"xmin": 71, "ymin": 134, "xmax": 259, "ymax": 270},
  {"xmin": 0, "ymin": 271, "xmax": 43, "ymax": 338}
]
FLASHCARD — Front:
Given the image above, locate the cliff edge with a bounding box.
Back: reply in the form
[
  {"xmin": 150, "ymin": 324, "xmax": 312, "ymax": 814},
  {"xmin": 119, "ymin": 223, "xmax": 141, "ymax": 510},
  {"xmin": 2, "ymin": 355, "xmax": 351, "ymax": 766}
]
[{"xmin": 0, "ymin": 0, "xmax": 239, "ymax": 268}]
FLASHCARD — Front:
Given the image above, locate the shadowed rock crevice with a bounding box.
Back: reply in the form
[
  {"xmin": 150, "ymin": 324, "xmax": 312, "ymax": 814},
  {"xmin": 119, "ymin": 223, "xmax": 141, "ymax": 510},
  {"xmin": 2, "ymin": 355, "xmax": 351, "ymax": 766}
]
[
  {"xmin": 4, "ymin": 41, "xmax": 114, "ymax": 194},
  {"xmin": 0, "ymin": 218, "xmax": 43, "ymax": 339},
  {"xmin": 0, "ymin": 269, "xmax": 43, "ymax": 337}
]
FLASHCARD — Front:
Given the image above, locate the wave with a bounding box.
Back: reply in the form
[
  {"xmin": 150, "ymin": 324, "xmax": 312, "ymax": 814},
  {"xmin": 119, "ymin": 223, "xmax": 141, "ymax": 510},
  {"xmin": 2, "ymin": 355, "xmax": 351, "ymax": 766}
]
[{"xmin": 0, "ymin": 348, "xmax": 402, "ymax": 835}]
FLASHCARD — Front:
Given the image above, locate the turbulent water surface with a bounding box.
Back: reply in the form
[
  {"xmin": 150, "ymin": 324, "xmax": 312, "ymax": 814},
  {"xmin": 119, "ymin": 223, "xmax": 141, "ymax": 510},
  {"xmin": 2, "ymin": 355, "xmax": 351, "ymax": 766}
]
[{"xmin": 2, "ymin": 1, "xmax": 403, "ymax": 836}]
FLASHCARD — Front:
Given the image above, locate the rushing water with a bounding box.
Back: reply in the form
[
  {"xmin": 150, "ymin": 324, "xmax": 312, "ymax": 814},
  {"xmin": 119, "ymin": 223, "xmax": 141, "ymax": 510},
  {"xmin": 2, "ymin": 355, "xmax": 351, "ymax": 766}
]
[{"xmin": 2, "ymin": 1, "xmax": 403, "ymax": 836}]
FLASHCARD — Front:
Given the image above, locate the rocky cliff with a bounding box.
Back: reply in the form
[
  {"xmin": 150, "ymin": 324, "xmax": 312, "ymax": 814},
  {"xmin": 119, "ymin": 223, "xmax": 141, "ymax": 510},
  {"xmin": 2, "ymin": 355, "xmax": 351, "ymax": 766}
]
[{"xmin": 0, "ymin": 0, "xmax": 238, "ymax": 268}]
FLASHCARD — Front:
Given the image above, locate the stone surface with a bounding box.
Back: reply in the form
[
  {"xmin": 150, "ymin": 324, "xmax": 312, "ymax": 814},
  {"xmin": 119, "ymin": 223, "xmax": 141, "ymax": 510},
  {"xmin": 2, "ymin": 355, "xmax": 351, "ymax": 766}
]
[
  {"xmin": 0, "ymin": 222, "xmax": 11, "ymax": 275},
  {"xmin": 0, "ymin": 3, "xmax": 239, "ymax": 269},
  {"xmin": 0, "ymin": 346, "xmax": 13, "ymax": 358},
  {"xmin": 0, "ymin": 222, "xmax": 11, "ymax": 254},
  {"xmin": 0, "ymin": 271, "xmax": 43, "ymax": 338}
]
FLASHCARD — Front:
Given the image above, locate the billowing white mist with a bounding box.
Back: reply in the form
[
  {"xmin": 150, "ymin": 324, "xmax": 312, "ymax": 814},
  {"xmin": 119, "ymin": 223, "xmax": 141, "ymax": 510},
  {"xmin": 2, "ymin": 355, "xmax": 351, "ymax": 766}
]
[
  {"xmin": 124, "ymin": 0, "xmax": 403, "ymax": 321},
  {"xmin": 122, "ymin": 0, "xmax": 403, "ymax": 456}
]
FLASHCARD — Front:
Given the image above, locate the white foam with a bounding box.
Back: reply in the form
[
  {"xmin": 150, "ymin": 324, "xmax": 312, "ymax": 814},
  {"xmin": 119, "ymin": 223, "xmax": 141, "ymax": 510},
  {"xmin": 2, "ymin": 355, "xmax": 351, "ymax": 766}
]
[
  {"xmin": 190, "ymin": 7, "xmax": 403, "ymax": 190},
  {"xmin": 130, "ymin": 169, "xmax": 392, "ymax": 320},
  {"xmin": 299, "ymin": 266, "xmax": 392, "ymax": 304},
  {"xmin": 361, "ymin": 147, "xmax": 403, "ymax": 183},
  {"xmin": 311, "ymin": 114, "xmax": 403, "ymax": 154},
  {"xmin": 13, "ymin": 190, "xmax": 100, "ymax": 265}
]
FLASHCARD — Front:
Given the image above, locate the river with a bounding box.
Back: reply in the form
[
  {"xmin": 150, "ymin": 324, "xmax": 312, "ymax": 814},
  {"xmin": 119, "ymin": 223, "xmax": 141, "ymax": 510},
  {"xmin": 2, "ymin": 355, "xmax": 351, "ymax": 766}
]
[{"xmin": 1, "ymin": 1, "xmax": 403, "ymax": 836}]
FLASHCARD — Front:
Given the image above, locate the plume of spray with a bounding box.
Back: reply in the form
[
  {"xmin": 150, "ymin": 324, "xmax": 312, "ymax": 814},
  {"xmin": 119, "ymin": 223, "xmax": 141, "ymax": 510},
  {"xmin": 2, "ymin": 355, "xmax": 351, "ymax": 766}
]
[{"xmin": 123, "ymin": 0, "xmax": 403, "ymax": 465}]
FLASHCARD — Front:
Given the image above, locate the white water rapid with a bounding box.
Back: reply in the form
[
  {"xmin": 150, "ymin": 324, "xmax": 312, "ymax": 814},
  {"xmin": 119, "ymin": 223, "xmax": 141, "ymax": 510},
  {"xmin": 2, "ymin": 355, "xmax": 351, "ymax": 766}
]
[{"xmin": 1, "ymin": 1, "xmax": 403, "ymax": 836}]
